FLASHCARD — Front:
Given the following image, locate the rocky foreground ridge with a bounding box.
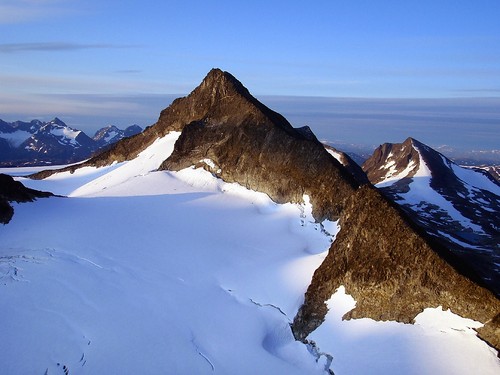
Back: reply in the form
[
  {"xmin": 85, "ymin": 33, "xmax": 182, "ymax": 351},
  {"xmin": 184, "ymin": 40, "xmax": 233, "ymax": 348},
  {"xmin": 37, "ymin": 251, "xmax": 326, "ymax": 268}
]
[{"xmin": 30, "ymin": 69, "xmax": 500, "ymax": 352}]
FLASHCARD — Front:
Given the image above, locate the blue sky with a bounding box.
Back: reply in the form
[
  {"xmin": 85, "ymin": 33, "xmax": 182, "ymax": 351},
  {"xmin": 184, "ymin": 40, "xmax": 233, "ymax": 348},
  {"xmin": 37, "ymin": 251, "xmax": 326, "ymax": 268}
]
[{"xmin": 1, "ymin": 0, "xmax": 499, "ymax": 152}]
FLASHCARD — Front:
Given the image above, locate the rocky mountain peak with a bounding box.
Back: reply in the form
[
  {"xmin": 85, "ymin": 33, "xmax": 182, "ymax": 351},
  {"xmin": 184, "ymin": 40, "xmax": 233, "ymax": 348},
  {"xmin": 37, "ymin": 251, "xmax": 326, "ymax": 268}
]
[
  {"xmin": 50, "ymin": 117, "xmax": 66, "ymax": 126},
  {"xmin": 362, "ymin": 137, "xmax": 421, "ymax": 185},
  {"xmin": 198, "ymin": 68, "xmax": 249, "ymax": 99},
  {"xmin": 158, "ymin": 69, "xmax": 360, "ymax": 219},
  {"xmin": 155, "ymin": 68, "xmax": 295, "ymax": 136}
]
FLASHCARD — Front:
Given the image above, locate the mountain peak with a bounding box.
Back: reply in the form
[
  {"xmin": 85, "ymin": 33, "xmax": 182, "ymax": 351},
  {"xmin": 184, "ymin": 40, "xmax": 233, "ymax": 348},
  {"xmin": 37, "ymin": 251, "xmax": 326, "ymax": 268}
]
[
  {"xmin": 156, "ymin": 68, "xmax": 294, "ymax": 134},
  {"xmin": 198, "ymin": 68, "xmax": 251, "ymax": 99},
  {"xmin": 49, "ymin": 117, "xmax": 66, "ymax": 126}
]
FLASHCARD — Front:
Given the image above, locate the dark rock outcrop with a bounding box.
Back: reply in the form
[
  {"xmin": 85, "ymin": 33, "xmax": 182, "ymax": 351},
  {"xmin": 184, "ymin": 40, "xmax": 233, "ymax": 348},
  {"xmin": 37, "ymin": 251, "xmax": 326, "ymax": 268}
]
[
  {"xmin": 292, "ymin": 185, "xmax": 500, "ymax": 345},
  {"xmin": 159, "ymin": 69, "xmax": 359, "ymax": 219},
  {"xmin": 0, "ymin": 174, "xmax": 53, "ymax": 224}
]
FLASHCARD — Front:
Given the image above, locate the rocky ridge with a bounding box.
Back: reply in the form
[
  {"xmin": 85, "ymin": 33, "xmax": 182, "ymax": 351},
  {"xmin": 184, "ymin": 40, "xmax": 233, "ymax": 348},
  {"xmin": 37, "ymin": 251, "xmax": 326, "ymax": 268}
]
[
  {"xmin": 291, "ymin": 185, "xmax": 500, "ymax": 344},
  {"xmin": 29, "ymin": 69, "xmax": 500, "ymax": 352}
]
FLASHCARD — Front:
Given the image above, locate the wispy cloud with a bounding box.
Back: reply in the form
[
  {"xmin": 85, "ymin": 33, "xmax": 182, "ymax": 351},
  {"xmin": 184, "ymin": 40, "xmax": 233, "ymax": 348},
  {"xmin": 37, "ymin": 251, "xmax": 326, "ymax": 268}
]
[
  {"xmin": 452, "ymin": 88, "xmax": 500, "ymax": 94},
  {"xmin": 114, "ymin": 69, "xmax": 143, "ymax": 74},
  {"xmin": 0, "ymin": 72, "xmax": 187, "ymax": 96},
  {"xmin": 0, "ymin": 42, "xmax": 138, "ymax": 53},
  {"xmin": 0, "ymin": 0, "xmax": 76, "ymax": 24}
]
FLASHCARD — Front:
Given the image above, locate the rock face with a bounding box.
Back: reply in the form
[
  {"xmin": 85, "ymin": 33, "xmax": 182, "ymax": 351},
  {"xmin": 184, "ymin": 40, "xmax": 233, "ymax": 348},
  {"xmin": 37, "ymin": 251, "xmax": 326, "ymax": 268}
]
[
  {"xmin": 0, "ymin": 174, "xmax": 53, "ymax": 224},
  {"xmin": 159, "ymin": 69, "xmax": 359, "ymax": 219},
  {"xmin": 291, "ymin": 185, "xmax": 500, "ymax": 344},
  {"xmin": 30, "ymin": 69, "xmax": 500, "ymax": 352},
  {"xmin": 362, "ymin": 137, "xmax": 500, "ymax": 296}
]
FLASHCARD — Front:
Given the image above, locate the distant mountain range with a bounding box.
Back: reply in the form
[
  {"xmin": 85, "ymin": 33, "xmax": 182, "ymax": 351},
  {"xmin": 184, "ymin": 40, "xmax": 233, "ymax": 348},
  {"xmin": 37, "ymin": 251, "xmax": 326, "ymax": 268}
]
[{"xmin": 0, "ymin": 118, "xmax": 142, "ymax": 167}]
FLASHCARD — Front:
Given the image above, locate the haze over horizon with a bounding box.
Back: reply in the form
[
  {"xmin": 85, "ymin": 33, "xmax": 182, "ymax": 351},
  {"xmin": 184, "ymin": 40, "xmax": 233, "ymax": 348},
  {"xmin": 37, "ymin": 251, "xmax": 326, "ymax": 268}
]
[{"xmin": 1, "ymin": 1, "xmax": 499, "ymax": 155}]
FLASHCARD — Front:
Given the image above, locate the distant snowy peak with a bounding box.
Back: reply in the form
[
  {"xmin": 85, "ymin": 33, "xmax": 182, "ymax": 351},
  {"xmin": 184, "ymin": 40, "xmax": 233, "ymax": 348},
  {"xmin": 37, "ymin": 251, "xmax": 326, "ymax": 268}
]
[
  {"xmin": 0, "ymin": 118, "xmax": 143, "ymax": 166},
  {"xmin": 363, "ymin": 137, "xmax": 500, "ymax": 295},
  {"xmin": 37, "ymin": 118, "xmax": 87, "ymax": 147},
  {"xmin": 363, "ymin": 137, "xmax": 499, "ymax": 192},
  {"xmin": 93, "ymin": 125, "xmax": 122, "ymax": 146},
  {"xmin": 362, "ymin": 137, "xmax": 422, "ymax": 185},
  {"xmin": 93, "ymin": 124, "xmax": 143, "ymax": 147}
]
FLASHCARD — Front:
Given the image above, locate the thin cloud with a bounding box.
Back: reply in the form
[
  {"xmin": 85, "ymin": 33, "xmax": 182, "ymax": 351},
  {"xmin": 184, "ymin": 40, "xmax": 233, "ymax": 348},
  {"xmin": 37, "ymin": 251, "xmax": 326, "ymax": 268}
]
[
  {"xmin": 0, "ymin": 42, "xmax": 139, "ymax": 53},
  {"xmin": 453, "ymin": 88, "xmax": 500, "ymax": 94},
  {"xmin": 0, "ymin": 0, "xmax": 75, "ymax": 24},
  {"xmin": 0, "ymin": 72, "xmax": 192, "ymax": 97},
  {"xmin": 115, "ymin": 69, "xmax": 143, "ymax": 74}
]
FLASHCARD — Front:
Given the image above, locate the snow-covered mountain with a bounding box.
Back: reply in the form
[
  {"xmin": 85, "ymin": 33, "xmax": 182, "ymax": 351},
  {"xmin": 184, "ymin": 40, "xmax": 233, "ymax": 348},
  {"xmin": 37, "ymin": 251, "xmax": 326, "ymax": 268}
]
[
  {"xmin": 92, "ymin": 124, "xmax": 143, "ymax": 148},
  {"xmin": 362, "ymin": 137, "xmax": 500, "ymax": 295},
  {"xmin": 1, "ymin": 69, "xmax": 499, "ymax": 374},
  {"xmin": 0, "ymin": 118, "xmax": 142, "ymax": 166}
]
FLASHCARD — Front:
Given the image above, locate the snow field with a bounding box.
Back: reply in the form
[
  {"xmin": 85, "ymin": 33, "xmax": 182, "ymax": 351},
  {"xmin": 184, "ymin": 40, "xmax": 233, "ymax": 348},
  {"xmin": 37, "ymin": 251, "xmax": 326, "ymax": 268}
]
[
  {"xmin": 308, "ymin": 287, "xmax": 499, "ymax": 375},
  {"xmin": 1, "ymin": 132, "xmax": 336, "ymax": 374},
  {"xmin": 1, "ymin": 131, "xmax": 498, "ymax": 374},
  {"xmin": 1, "ymin": 181, "xmax": 335, "ymax": 374}
]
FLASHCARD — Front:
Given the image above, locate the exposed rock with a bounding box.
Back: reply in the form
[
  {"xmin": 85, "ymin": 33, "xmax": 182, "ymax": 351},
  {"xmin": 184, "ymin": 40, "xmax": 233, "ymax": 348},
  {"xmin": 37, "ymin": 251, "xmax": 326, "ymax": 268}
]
[
  {"xmin": 362, "ymin": 137, "xmax": 421, "ymax": 185},
  {"xmin": 159, "ymin": 69, "xmax": 359, "ymax": 220},
  {"xmin": 292, "ymin": 185, "xmax": 500, "ymax": 352},
  {"xmin": 0, "ymin": 198, "xmax": 14, "ymax": 225},
  {"xmin": 476, "ymin": 313, "xmax": 500, "ymax": 354},
  {"xmin": 0, "ymin": 174, "xmax": 53, "ymax": 224}
]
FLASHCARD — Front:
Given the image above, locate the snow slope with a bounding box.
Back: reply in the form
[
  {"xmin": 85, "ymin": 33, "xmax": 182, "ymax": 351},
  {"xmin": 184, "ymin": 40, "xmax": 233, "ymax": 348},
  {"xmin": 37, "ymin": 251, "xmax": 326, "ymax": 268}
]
[
  {"xmin": 308, "ymin": 287, "xmax": 499, "ymax": 375},
  {"xmin": 1, "ymin": 132, "xmax": 499, "ymax": 374}
]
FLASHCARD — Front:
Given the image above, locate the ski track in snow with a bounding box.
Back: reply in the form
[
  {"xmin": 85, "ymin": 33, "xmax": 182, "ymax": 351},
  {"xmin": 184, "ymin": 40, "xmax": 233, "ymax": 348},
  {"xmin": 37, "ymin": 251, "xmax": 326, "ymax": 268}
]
[{"xmin": 1, "ymin": 131, "xmax": 498, "ymax": 374}]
